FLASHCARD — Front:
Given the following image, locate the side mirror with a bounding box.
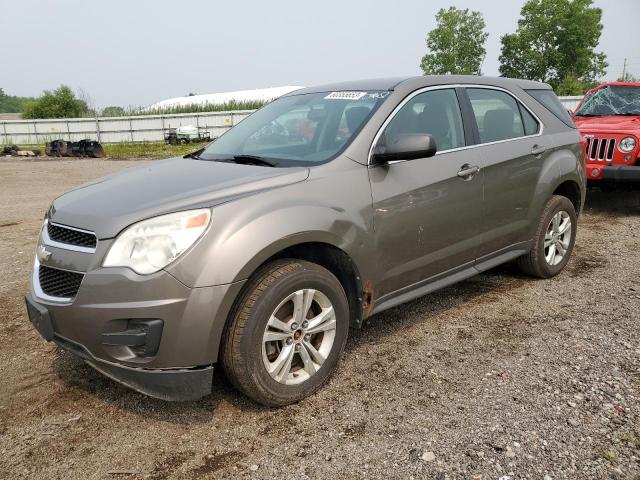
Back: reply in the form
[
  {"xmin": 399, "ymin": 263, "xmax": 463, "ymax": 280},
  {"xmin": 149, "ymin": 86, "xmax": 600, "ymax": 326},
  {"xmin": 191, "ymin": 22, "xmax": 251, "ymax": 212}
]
[{"xmin": 372, "ymin": 133, "xmax": 437, "ymax": 164}]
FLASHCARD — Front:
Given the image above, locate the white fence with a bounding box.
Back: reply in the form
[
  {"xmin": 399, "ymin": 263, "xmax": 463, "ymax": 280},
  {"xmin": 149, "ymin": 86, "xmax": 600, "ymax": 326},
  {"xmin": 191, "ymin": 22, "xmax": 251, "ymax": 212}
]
[
  {"xmin": 558, "ymin": 96, "xmax": 583, "ymax": 112},
  {"xmin": 0, "ymin": 96, "xmax": 583, "ymax": 146},
  {"xmin": 0, "ymin": 110, "xmax": 253, "ymax": 145}
]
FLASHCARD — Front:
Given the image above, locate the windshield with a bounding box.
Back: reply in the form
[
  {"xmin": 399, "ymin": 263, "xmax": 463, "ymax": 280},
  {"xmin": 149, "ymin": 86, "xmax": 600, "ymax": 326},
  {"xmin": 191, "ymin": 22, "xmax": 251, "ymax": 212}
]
[
  {"xmin": 575, "ymin": 85, "xmax": 640, "ymax": 116},
  {"xmin": 199, "ymin": 91, "xmax": 389, "ymax": 166}
]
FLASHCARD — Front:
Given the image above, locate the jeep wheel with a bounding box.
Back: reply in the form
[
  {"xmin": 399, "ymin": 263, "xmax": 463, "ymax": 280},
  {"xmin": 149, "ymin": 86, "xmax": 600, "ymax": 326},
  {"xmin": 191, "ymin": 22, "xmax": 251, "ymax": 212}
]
[
  {"xmin": 517, "ymin": 195, "xmax": 577, "ymax": 278},
  {"xmin": 221, "ymin": 260, "xmax": 349, "ymax": 406}
]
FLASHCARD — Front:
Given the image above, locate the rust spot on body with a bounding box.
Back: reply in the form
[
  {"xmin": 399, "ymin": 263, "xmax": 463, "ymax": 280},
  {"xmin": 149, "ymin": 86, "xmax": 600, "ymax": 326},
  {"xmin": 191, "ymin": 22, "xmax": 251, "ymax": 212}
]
[{"xmin": 361, "ymin": 280, "xmax": 374, "ymax": 318}]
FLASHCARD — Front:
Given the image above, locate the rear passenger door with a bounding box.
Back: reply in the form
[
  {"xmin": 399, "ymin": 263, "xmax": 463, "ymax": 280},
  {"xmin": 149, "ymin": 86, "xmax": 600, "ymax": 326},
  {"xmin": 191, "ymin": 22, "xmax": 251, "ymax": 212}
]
[{"xmin": 463, "ymin": 87, "xmax": 545, "ymax": 258}]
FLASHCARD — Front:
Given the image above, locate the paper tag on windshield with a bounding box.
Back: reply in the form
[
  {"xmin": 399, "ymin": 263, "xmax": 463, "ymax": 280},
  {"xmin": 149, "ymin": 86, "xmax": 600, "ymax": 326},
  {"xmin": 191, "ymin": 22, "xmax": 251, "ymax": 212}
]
[{"xmin": 324, "ymin": 91, "xmax": 368, "ymax": 100}]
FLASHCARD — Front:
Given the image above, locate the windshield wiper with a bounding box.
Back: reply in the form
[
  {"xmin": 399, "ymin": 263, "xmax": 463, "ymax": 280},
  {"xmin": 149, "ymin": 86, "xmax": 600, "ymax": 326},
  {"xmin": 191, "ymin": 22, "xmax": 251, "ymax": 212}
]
[
  {"xmin": 184, "ymin": 148, "xmax": 205, "ymax": 159},
  {"xmin": 229, "ymin": 155, "xmax": 279, "ymax": 167}
]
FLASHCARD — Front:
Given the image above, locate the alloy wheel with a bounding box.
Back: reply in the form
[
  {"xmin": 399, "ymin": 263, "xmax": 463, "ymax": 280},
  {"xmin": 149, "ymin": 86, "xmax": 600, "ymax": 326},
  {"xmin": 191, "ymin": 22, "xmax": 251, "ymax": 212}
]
[
  {"xmin": 544, "ymin": 210, "xmax": 572, "ymax": 266},
  {"xmin": 262, "ymin": 288, "xmax": 336, "ymax": 385}
]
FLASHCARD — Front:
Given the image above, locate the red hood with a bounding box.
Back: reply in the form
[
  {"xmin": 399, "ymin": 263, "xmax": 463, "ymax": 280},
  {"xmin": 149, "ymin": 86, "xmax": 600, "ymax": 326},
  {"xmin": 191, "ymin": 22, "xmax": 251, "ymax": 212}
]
[{"xmin": 574, "ymin": 115, "xmax": 640, "ymax": 135}]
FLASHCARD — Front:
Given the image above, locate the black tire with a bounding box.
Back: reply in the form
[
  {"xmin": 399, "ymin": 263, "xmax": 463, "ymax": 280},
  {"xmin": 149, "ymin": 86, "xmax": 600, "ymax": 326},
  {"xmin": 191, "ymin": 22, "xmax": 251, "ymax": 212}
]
[
  {"xmin": 517, "ymin": 195, "xmax": 577, "ymax": 278},
  {"xmin": 221, "ymin": 260, "xmax": 349, "ymax": 407}
]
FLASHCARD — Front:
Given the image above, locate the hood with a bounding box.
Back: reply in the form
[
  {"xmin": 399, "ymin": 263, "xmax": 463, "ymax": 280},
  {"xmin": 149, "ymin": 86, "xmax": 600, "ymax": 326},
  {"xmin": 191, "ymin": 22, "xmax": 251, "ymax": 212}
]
[
  {"xmin": 50, "ymin": 157, "xmax": 309, "ymax": 238},
  {"xmin": 574, "ymin": 115, "xmax": 640, "ymax": 135}
]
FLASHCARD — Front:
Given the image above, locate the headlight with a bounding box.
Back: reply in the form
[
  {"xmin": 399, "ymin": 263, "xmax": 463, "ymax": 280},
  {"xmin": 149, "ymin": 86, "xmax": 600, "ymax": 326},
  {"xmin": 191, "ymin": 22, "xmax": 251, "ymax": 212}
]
[
  {"xmin": 103, "ymin": 209, "xmax": 211, "ymax": 274},
  {"xmin": 618, "ymin": 137, "xmax": 636, "ymax": 153}
]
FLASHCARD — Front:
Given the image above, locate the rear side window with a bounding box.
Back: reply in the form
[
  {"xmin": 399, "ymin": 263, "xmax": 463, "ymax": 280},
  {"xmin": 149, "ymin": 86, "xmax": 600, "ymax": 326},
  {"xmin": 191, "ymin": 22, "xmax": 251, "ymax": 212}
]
[
  {"xmin": 526, "ymin": 89, "xmax": 575, "ymax": 128},
  {"xmin": 467, "ymin": 88, "xmax": 527, "ymax": 143},
  {"xmin": 520, "ymin": 105, "xmax": 539, "ymax": 136}
]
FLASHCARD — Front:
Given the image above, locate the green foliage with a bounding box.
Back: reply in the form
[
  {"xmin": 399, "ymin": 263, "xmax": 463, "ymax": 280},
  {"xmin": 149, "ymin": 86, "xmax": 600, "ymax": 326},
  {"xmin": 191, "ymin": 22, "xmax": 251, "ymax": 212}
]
[
  {"xmin": 499, "ymin": 0, "xmax": 607, "ymax": 94},
  {"xmin": 103, "ymin": 141, "xmax": 199, "ymax": 159},
  {"xmin": 22, "ymin": 85, "xmax": 89, "ymax": 119},
  {"xmin": 101, "ymin": 106, "xmax": 126, "ymax": 117},
  {"xmin": 420, "ymin": 7, "xmax": 488, "ymax": 75},
  {"xmin": 555, "ymin": 74, "xmax": 595, "ymax": 96},
  {"xmin": 97, "ymin": 99, "xmax": 266, "ymax": 117},
  {"xmin": 0, "ymin": 88, "xmax": 34, "ymax": 113},
  {"xmin": 142, "ymin": 99, "xmax": 267, "ymax": 116}
]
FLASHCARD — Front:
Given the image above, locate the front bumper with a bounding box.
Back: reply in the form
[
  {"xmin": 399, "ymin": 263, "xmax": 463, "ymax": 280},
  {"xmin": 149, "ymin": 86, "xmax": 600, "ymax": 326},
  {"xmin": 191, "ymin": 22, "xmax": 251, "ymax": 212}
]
[
  {"xmin": 48, "ymin": 320, "xmax": 214, "ymax": 402},
  {"xmin": 588, "ymin": 164, "xmax": 640, "ymax": 183},
  {"xmin": 25, "ymin": 264, "xmax": 245, "ymax": 400}
]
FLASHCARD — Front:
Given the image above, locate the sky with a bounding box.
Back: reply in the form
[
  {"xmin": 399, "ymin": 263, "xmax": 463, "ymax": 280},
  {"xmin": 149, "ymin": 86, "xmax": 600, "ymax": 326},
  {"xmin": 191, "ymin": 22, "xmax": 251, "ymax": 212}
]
[{"xmin": 2, "ymin": 0, "xmax": 639, "ymax": 108}]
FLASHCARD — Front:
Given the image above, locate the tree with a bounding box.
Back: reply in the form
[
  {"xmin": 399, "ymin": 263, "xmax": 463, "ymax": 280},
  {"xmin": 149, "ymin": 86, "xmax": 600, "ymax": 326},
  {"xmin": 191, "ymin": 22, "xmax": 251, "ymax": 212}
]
[
  {"xmin": 101, "ymin": 106, "xmax": 126, "ymax": 117},
  {"xmin": 420, "ymin": 7, "xmax": 488, "ymax": 75},
  {"xmin": 499, "ymin": 0, "xmax": 607, "ymax": 95},
  {"xmin": 0, "ymin": 88, "xmax": 34, "ymax": 113},
  {"xmin": 22, "ymin": 85, "xmax": 86, "ymax": 119}
]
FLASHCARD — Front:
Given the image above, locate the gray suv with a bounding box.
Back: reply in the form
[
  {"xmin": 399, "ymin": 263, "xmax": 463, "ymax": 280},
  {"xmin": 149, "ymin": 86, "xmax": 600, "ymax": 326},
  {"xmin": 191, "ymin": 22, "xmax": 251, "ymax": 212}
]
[{"xmin": 25, "ymin": 76, "xmax": 585, "ymax": 406}]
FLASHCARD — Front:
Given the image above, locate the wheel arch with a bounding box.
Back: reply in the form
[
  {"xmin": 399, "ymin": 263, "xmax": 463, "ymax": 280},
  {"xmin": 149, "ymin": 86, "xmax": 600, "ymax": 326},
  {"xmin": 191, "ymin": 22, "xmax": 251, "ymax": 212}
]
[
  {"xmin": 230, "ymin": 234, "xmax": 366, "ymax": 327},
  {"xmin": 552, "ymin": 179, "xmax": 583, "ymax": 215}
]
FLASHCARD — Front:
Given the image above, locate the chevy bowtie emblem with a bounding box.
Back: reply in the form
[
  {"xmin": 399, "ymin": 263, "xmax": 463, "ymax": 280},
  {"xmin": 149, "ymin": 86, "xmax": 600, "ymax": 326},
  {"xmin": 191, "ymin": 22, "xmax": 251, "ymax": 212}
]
[{"xmin": 37, "ymin": 245, "xmax": 52, "ymax": 263}]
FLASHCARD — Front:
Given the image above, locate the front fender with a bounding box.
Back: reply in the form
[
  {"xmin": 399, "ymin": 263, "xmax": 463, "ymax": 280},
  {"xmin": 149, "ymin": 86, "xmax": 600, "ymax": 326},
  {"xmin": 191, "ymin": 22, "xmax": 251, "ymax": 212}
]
[{"xmin": 165, "ymin": 160, "xmax": 374, "ymax": 288}]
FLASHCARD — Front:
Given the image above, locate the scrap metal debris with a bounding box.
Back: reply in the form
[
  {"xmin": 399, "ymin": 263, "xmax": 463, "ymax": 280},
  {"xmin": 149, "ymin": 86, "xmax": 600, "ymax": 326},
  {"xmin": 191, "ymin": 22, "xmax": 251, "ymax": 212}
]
[
  {"xmin": 2, "ymin": 145, "xmax": 41, "ymax": 157},
  {"xmin": 45, "ymin": 139, "xmax": 105, "ymax": 158}
]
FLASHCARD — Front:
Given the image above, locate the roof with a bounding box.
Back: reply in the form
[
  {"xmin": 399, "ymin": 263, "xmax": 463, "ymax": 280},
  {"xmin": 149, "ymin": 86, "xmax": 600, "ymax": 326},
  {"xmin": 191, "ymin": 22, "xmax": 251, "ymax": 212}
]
[
  {"xmin": 595, "ymin": 81, "xmax": 640, "ymax": 88},
  {"xmin": 287, "ymin": 75, "xmax": 551, "ymax": 96}
]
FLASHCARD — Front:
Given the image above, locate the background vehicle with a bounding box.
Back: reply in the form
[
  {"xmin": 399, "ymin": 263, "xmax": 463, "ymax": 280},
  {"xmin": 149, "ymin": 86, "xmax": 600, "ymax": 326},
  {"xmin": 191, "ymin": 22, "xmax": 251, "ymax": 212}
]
[
  {"xmin": 164, "ymin": 125, "xmax": 211, "ymax": 144},
  {"xmin": 25, "ymin": 76, "xmax": 585, "ymax": 406},
  {"xmin": 573, "ymin": 82, "xmax": 640, "ymax": 185}
]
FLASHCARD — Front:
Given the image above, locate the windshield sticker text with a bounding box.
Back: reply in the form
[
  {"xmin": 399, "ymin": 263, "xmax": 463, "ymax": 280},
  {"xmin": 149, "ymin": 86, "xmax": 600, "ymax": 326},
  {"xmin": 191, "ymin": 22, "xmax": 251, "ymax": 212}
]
[{"xmin": 325, "ymin": 91, "xmax": 368, "ymax": 100}]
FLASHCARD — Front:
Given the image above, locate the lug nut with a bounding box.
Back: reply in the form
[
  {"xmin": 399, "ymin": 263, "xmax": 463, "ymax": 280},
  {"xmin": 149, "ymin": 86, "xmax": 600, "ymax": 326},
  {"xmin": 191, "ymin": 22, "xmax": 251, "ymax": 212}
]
[
  {"xmin": 291, "ymin": 322, "xmax": 299, "ymax": 331},
  {"xmin": 295, "ymin": 344, "xmax": 301, "ymax": 351},
  {"xmin": 301, "ymin": 321, "xmax": 308, "ymax": 329},
  {"xmin": 304, "ymin": 334, "xmax": 311, "ymax": 341},
  {"xmin": 286, "ymin": 338, "xmax": 293, "ymax": 345}
]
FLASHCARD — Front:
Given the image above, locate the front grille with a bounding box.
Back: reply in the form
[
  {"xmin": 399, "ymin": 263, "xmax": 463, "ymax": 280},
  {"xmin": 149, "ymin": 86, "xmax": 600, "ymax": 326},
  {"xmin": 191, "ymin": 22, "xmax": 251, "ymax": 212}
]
[
  {"xmin": 585, "ymin": 137, "xmax": 616, "ymax": 161},
  {"xmin": 38, "ymin": 265, "xmax": 84, "ymax": 298},
  {"xmin": 47, "ymin": 222, "xmax": 97, "ymax": 249}
]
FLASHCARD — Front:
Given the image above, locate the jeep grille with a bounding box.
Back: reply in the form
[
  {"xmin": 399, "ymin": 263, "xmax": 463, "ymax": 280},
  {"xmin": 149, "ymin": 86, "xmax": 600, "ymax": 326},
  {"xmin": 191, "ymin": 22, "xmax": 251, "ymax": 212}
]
[{"xmin": 585, "ymin": 137, "xmax": 616, "ymax": 161}]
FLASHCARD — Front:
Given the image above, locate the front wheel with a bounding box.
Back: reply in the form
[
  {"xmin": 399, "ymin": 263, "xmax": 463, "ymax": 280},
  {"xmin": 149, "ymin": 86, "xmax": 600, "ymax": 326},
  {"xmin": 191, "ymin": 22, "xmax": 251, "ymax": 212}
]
[
  {"xmin": 221, "ymin": 260, "xmax": 349, "ymax": 406},
  {"xmin": 517, "ymin": 195, "xmax": 577, "ymax": 278}
]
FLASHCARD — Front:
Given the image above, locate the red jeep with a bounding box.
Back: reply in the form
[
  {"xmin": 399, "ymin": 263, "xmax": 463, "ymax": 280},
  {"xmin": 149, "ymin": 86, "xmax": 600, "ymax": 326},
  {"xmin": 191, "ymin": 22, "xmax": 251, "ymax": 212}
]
[{"xmin": 573, "ymin": 82, "xmax": 640, "ymax": 185}]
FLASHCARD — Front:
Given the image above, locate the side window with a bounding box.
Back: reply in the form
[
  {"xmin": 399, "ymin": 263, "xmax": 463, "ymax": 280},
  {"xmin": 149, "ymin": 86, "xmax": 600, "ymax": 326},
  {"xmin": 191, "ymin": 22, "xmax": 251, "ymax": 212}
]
[
  {"xmin": 467, "ymin": 88, "xmax": 529, "ymax": 143},
  {"xmin": 520, "ymin": 104, "xmax": 540, "ymax": 136},
  {"xmin": 383, "ymin": 89, "xmax": 465, "ymax": 152}
]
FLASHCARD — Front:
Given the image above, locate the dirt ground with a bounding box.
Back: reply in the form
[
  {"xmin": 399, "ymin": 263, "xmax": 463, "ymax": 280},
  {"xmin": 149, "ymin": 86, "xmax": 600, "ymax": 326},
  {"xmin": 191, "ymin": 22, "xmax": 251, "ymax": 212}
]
[{"xmin": 0, "ymin": 157, "xmax": 638, "ymax": 480}]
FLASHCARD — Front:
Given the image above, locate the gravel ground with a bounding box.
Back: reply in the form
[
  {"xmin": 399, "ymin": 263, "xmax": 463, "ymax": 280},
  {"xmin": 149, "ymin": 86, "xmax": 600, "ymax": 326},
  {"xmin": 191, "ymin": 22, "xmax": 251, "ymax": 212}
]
[{"xmin": 0, "ymin": 157, "xmax": 638, "ymax": 480}]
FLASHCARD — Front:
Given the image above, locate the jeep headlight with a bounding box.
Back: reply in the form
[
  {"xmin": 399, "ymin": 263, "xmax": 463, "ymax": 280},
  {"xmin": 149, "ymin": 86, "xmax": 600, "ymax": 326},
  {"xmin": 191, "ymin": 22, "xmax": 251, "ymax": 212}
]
[
  {"xmin": 103, "ymin": 209, "xmax": 211, "ymax": 274},
  {"xmin": 618, "ymin": 137, "xmax": 636, "ymax": 153}
]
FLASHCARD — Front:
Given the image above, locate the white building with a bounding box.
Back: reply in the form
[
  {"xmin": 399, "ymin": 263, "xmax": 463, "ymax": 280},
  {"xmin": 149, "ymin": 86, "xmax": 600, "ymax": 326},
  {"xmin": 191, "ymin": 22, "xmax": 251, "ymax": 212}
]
[{"xmin": 148, "ymin": 86, "xmax": 304, "ymax": 110}]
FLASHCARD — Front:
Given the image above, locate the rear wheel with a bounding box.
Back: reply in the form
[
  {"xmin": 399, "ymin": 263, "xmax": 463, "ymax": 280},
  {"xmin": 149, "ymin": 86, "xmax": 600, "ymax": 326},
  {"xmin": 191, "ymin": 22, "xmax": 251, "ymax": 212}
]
[
  {"xmin": 517, "ymin": 195, "xmax": 577, "ymax": 278},
  {"xmin": 221, "ymin": 260, "xmax": 349, "ymax": 406}
]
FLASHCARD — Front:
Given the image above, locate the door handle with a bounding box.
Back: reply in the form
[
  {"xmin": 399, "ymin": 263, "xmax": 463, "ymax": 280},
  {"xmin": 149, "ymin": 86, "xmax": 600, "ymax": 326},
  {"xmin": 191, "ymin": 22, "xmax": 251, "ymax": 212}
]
[
  {"xmin": 457, "ymin": 164, "xmax": 480, "ymax": 179},
  {"xmin": 531, "ymin": 145, "xmax": 547, "ymax": 156}
]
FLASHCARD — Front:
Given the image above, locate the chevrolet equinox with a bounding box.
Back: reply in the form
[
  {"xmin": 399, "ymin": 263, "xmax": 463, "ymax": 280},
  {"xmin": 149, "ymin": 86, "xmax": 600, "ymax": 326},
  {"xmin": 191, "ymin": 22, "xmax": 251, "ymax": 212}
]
[{"xmin": 26, "ymin": 76, "xmax": 586, "ymax": 406}]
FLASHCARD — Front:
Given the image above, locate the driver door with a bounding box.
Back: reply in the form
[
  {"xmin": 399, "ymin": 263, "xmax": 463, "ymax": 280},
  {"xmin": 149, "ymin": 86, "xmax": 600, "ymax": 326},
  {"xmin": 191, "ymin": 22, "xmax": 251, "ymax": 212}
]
[{"xmin": 368, "ymin": 88, "xmax": 484, "ymax": 299}]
